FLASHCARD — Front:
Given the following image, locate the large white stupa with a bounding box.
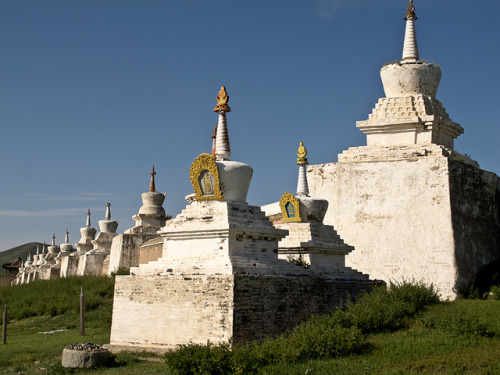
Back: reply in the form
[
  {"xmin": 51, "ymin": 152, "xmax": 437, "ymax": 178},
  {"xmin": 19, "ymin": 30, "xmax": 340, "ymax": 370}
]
[{"xmin": 109, "ymin": 86, "xmax": 379, "ymax": 352}]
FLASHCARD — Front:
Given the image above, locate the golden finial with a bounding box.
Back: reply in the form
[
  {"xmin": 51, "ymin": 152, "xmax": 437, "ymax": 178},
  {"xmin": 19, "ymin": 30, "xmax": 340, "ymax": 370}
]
[
  {"xmin": 297, "ymin": 141, "xmax": 308, "ymax": 165},
  {"xmin": 404, "ymin": 0, "xmax": 417, "ymax": 20},
  {"xmin": 149, "ymin": 165, "xmax": 156, "ymax": 192},
  {"xmin": 213, "ymin": 86, "xmax": 231, "ymax": 113}
]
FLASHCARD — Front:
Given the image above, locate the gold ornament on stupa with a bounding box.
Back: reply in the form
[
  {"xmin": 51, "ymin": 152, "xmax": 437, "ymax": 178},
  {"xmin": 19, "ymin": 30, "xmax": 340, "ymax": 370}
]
[
  {"xmin": 213, "ymin": 86, "xmax": 231, "ymax": 113},
  {"xmin": 404, "ymin": 0, "xmax": 417, "ymax": 20},
  {"xmin": 296, "ymin": 141, "xmax": 308, "ymax": 165}
]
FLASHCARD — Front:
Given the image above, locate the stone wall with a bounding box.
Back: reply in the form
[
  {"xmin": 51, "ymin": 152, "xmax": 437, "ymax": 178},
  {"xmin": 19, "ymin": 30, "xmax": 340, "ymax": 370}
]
[
  {"xmin": 108, "ymin": 234, "xmax": 158, "ymax": 274},
  {"xmin": 308, "ymin": 146, "xmax": 500, "ymax": 299},
  {"xmin": 110, "ymin": 273, "xmax": 381, "ymax": 351},
  {"xmin": 232, "ymin": 275, "xmax": 380, "ymax": 344},
  {"xmin": 110, "ymin": 274, "xmax": 234, "ymax": 350},
  {"xmin": 139, "ymin": 237, "xmax": 163, "ymax": 265},
  {"xmin": 448, "ymin": 159, "xmax": 500, "ymax": 292}
]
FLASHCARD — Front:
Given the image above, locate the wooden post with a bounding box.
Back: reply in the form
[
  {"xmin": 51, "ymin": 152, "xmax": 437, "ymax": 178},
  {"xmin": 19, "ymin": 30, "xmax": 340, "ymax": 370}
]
[
  {"xmin": 2, "ymin": 304, "xmax": 7, "ymax": 345},
  {"xmin": 80, "ymin": 286, "xmax": 85, "ymax": 336}
]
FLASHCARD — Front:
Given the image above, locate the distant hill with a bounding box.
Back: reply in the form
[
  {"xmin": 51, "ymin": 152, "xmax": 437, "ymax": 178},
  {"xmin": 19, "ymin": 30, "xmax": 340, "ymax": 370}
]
[{"xmin": 0, "ymin": 242, "xmax": 44, "ymax": 268}]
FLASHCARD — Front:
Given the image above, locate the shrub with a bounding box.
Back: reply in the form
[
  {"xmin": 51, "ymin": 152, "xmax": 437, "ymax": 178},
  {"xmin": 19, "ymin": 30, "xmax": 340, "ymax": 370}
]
[
  {"xmin": 488, "ymin": 285, "xmax": 500, "ymax": 300},
  {"xmin": 166, "ymin": 281, "xmax": 440, "ymax": 374},
  {"xmin": 333, "ymin": 281, "xmax": 439, "ymax": 333},
  {"xmin": 165, "ymin": 342, "xmax": 232, "ymax": 375}
]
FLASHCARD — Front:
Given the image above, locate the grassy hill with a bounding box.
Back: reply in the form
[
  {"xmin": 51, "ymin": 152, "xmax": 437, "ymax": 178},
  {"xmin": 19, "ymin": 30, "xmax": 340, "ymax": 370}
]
[
  {"xmin": 0, "ymin": 278, "xmax": 499, "ymax": 374},
  {"xmin": 0, "ymin": 242, "xmax": 43, "ymax": 268}
]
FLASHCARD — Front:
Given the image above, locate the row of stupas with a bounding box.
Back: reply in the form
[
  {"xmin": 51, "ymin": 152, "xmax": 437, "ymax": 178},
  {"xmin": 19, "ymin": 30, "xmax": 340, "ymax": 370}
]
[
  {"xmin": 13, "ymin": 168, "xmax": 170, "ymax": 284},
  {"xmin": 12, "ymin": 0, "xmax": 499, "ymax": 349}
]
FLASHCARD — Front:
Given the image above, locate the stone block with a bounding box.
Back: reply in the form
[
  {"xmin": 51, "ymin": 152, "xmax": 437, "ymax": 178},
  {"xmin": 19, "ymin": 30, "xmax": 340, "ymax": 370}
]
[
  {"xmin": 61, "ymin": 346, "xmax": 110, "ymax": 368},
  {"xmin": 308, "ymin": 146, "xmax": 500, "ymax": 299}
]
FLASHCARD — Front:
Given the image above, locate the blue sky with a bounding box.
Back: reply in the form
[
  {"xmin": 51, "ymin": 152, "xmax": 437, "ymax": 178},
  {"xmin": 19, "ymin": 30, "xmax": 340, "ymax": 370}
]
[{"xmin": 1, "ymin": 0, "xmax": 499, "ymax": 251}]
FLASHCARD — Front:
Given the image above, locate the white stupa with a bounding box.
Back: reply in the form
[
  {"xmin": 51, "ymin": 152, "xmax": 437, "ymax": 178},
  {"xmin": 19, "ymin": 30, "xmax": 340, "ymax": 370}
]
[
  {"xmin": 75, "ymin": 209, "xmax": 97, "ymax": 253},
  {"xmin": 276, "ymin": 142, "xmax": 366, "ymax": 277},
  {"xmin": 127, "ymin": 165, "xmax": 169, "ymax": 231},
  {"xmin": 59, "ymin": 230, "xmax": 74, "ymax": 254},
  {"xmin": 78, "ymin": 203, "xmax": 119, "ymax": 276},
  {"xmin": 109, "ymin": 87, "xmax": 379, "ymax": 352},
  {"xmin": 355, "ymin": 0, "xmax": 463, "ymax": 150}
]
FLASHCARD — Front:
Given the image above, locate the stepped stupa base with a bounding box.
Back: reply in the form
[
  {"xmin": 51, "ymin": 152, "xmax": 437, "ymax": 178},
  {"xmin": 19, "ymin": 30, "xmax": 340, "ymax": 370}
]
[
  {"xmin": 110, "ymin": 273, "xmax": 379, "ymax": 351},
  {"xmin": 308, "ymin": 145, "xmax": 500, "ymax": 300}
]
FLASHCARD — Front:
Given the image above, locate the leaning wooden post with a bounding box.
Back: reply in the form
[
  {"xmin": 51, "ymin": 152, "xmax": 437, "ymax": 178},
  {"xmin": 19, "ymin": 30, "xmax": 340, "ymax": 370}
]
[
  {"xmin": 80, "ymin": 286, "xmax": 85, "ymax": 336},
  {"xmin": 2, "ymin": 304, "xmax": 7, "ymax": 345}
]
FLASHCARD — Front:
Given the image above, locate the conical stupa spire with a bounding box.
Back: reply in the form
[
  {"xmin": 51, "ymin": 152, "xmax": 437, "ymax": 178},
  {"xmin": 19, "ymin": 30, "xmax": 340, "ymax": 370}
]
[
  {"xmin": 105, "ymin": 203, "xmax": 111, "ymax": 220},
  {"xmin": 211, "ymin": 124, "xmax": 217, "ymax": 157},
  {"xmin": 36, "ymin": 245, "xmax": 40, "ymax": 255},
  {"xmin": 213, "ymin": 86, "xmax": 231, "ymax": 160},
  {"xmin": 296, "ymin": 141, "xmax": 309, "ymax": 196},
  {"xmin": 51, "ymin": 233, "xmax": 56, "ymax": 246},
  {"xmin": 86, "ymin": 209, "xmax": 91, "ymax": 227},
  {"xmin": 65, "ymin": 229, "xmax": 70, "ymax": 244},
  {"xmin": 42, "ymin": 241, "xmax": 46, "ymax": 254},
  {"xmin": 402, "ymin": 0, "xmax": 419, "ymax": 62},
  {"xmin": 149, "ymin": 165, "xmax": 156, "ymax": 192}
]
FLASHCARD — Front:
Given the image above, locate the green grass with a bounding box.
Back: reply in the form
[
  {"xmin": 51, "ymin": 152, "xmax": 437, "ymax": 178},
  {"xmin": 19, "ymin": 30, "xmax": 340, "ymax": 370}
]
[
  {"xmin": 1, "ymin": 279, "xmax": 499, "ymax": 374},
  {"xmin": 0, "ymin": 275, "xmax": 115, "ymax": 319},
  {"xmin": 261, "ymin": 301, "xmax": 500, "ymax": 375}
]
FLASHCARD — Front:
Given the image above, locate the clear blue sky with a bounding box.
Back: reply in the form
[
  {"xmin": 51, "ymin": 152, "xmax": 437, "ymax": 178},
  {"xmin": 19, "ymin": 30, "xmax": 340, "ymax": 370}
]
[{"xmin": 1, "ymin": 0, "xmax": 499, "ymax": 251}]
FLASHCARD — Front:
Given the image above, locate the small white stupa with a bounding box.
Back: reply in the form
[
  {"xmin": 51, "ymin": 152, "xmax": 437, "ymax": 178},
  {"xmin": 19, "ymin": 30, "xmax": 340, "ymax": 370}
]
[
  {"xmin": 64, "ymin": 213, "xmax": 94, "ymax": 278},
  {"xmin": 78, "ymin": 203, "xmax": 119, "ymax": 276},
  {"xmin": 108, "ymin": 167, "xmax": 170, "ymax": 274},
  {"xmin": 276, "ymin": 142, "xmax": 367, "ymax": 278},
  {"xmin": 32, "ymin": 245, "xmax": 40, "ymax": 266},
  {"xmin": 75, "ymin": 209, "xmax": 97, "ymax": 253},
  {"xmin": 52, "ymin": 230, "xmax": 74, "ymax": 278},
  {"xmin": 44, "ymin": 233, "xmax": 59, "ymax": 263},
  {"xmin": 59, "ymin": 230, "xmax": 74, "ymax": 255},
  {"xmin": 36, "ymin": 242, "xmax": 46, "ymax": 266},
  {"xmin": 25, "ymin": 252, "xmax": 33, "ymax": 267},
  {"xmin": 127, "ymin": 166, "xmax": 169, "ymax": 231}
]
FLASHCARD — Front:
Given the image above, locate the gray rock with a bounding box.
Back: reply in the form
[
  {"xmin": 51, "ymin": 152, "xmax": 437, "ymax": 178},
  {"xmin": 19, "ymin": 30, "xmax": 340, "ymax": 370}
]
[{"xmin": 61, "ymin": 343, "xmax": 110, "ymax": 368}]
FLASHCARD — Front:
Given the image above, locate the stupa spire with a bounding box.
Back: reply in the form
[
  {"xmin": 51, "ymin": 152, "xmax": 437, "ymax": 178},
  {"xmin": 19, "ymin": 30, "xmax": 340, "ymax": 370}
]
[
  {"xmin": 296, "ymin": 141, "xmax": 309, "ymax": 196},
  {"xmin": 42, "ymin": 241, "xmax": 46, "ymax": 254},
  {"xmin": 86, "ymin": 209, "xmax": 91, "ymax": 227},
  {"xmin": 65, "ymin": 229, "xmax": 70, "ymax": 244},
  {"xmin": 149, "ymin": 165, "xmax": 156, "ymax": 192},
  {"xmin": 402, "ymin": 0, "xmax": 419, "ymax": 62},
  {"xmin": 51, "ymin": 233, "xmax": 56, "ymax": 246},
  {"xmin": 105, "ymin": 203, "xmax": 111, "ymax": 220},
  {"xmin": 211, "ymin": 124, "xmax": 217, "ymax": 157},
  {"xmin": 213, "ymin": 86, "xmax": 231, "ymax": 160}
]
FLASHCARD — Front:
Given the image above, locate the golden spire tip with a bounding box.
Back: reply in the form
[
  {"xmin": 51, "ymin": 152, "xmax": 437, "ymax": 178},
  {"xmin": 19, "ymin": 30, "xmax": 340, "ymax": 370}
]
[
  {"xmin": 213, "ymin": 86, "xmax": 231, "ymax": 113},
  {"xmin": 297, "ymin": 141, "xmax": 308, "ymax": 165}
]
